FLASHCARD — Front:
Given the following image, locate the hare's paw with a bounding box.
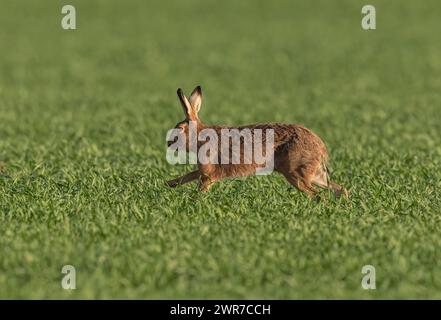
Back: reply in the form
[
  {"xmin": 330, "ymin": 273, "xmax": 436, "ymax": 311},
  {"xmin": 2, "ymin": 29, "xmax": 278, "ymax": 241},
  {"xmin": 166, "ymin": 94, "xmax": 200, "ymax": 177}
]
[
  {"xmin": 166, "ymin": 179, "xmax": 179, "ymax": 188},
  {"xmin": 334, "ymin": 188, "xmax": 349, "ymax": 199}
]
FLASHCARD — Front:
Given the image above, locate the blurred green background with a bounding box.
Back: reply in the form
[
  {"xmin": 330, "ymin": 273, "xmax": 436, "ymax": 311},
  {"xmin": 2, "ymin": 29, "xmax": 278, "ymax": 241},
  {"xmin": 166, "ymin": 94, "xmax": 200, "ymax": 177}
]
[{"xmin": 0, "ymin": 0, "xmax": 440, "ymax": 299}]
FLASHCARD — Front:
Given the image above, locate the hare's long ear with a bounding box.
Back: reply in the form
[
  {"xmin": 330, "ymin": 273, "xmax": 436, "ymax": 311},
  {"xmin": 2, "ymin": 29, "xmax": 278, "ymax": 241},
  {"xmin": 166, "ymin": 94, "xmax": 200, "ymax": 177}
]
[
  {"xmin": 188, "ymin": 86, "xmax": 202, "ymax": 114},
  {"xmin": 177, "ymin": 88, "xmax": 192, "ymax": 119}
]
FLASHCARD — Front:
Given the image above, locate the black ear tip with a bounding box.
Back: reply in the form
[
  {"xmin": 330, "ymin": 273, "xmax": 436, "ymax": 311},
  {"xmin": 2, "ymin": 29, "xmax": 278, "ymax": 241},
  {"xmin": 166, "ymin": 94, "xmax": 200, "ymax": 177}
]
[
  {"xmin": 177, "ymin": 88, "xmax": 183, "ymax": 96},
  {"xmin": 196, "ymin": 85, "xmax": 202, "ymax": 93}
]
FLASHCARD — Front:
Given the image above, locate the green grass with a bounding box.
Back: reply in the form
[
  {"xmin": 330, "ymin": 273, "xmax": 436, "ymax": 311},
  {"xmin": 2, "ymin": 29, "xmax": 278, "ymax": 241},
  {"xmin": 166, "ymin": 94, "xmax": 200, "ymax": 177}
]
[{"xmin": 1, "ymin": 0, "xmax": 441, "ymax": 299}]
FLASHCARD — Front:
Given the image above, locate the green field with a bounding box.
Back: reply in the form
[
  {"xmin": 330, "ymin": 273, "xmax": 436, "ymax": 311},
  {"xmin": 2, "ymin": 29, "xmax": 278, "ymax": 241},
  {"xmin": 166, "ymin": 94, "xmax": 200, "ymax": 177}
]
[{"xmin": 1, "ymin": 0, "xmax": 441, "ymax": 299}]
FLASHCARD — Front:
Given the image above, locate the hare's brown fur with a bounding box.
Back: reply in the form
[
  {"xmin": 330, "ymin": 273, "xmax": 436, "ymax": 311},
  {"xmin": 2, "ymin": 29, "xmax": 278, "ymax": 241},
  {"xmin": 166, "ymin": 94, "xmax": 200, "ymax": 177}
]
[{"xmin": 167, "ymin": 86, "xmax": 347, "ymax": 199}]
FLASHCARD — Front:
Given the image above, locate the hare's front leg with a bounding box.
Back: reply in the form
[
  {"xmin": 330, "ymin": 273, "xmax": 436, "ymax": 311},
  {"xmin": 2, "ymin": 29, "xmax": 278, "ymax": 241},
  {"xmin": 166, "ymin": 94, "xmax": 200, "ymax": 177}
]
[
  {"xmin": 198, "ymin": 175, "xmax": 215, "ymax": 192},
  {"xmin": 167, "ymin": 170, "xmax": 200, "ymax": 188}
]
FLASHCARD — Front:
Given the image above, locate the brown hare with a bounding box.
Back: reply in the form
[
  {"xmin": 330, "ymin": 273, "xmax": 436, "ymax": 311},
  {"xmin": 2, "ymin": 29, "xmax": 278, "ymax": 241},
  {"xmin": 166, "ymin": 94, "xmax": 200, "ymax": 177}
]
[{"xmin": 166, "ymin": 86, "xmax": 348, "ymax": 199}]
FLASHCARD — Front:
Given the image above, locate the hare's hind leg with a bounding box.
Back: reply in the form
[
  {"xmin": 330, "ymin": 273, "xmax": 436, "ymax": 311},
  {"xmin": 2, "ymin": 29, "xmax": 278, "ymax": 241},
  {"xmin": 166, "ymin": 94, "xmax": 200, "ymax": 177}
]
[
  {"xmin": 278, "ymin": 157, "xmax": 319, "ymax": 197},
  {"xmin": 282, "ymin": 172, "xmax": 319, "ymax": 198},
  {"xmin": 311, "ymin": 166, "xmax": 348, "ymax": 199},
  {"xmin": 328, "ymin": 182, "xmax": 348, "ymax": 198}
]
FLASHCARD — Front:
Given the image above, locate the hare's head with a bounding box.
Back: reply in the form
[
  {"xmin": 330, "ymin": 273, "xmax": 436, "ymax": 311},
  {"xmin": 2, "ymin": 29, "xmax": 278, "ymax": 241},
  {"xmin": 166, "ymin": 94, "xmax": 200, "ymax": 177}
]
[{"xmin": 167, "ymin": 86, "xmax": 203, "ymax": 149}]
